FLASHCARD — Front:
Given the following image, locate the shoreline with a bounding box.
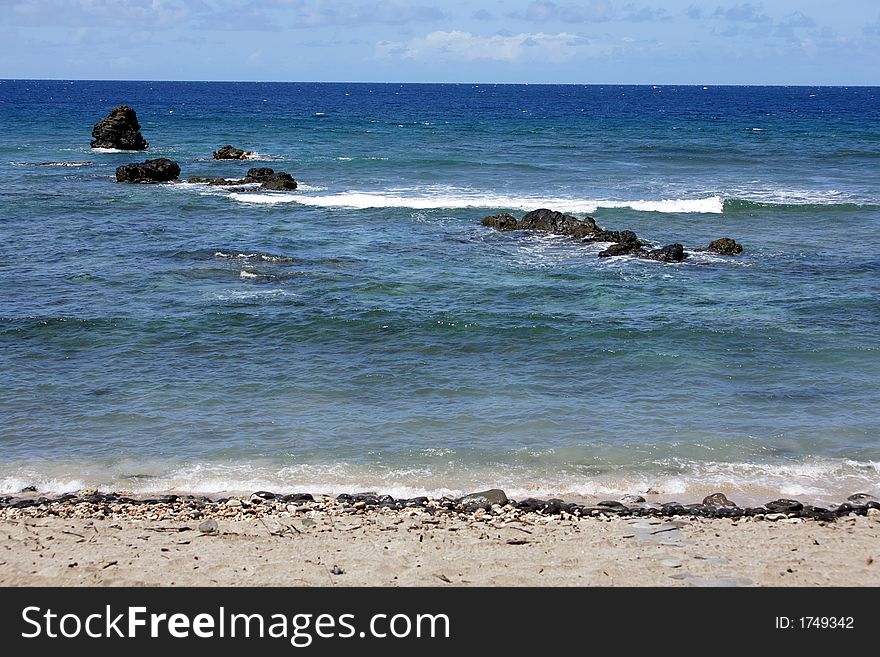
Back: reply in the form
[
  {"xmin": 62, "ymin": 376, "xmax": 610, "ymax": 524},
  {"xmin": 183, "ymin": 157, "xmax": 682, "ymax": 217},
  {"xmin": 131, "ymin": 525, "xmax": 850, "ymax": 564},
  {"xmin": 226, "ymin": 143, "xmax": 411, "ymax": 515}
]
[{"xmin": 2, "ymin": 489, "xmax": 878, "ymax": 586}]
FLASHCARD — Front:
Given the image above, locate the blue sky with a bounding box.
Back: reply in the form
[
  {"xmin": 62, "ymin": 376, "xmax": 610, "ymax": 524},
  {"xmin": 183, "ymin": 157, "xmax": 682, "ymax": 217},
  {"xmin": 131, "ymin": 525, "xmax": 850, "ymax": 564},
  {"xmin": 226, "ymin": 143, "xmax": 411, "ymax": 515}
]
[{"xmin": 1, "ymin": 1, "xmax": 878, "ymax": 84}]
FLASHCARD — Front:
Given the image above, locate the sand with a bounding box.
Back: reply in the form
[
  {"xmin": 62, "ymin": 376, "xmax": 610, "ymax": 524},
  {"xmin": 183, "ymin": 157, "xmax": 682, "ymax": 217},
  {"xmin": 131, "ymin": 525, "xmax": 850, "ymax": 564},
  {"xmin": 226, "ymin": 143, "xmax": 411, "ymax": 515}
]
[{"xmin": 1, "ymin": 498, "xmax": 878, "ymax": 586}]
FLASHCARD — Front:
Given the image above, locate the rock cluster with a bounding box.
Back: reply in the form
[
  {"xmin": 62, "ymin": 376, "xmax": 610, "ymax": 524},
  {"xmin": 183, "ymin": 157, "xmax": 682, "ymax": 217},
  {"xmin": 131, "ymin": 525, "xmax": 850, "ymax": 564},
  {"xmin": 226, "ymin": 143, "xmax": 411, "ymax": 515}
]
[
  {"xmin": 481, "ymin": 209, "xmax": 743, "ymax": 262},
  {"xmin": 116, "ymin": 158, "xmax": 181, "ymax": 183},
  {"xmin": 91, "ymin": 105, "xmax": 149, "ymax": 150},
  {"xmin": 213, "ymin": 145, "xmax": 253, "ymax": 160},
  {"xmin": 187, "ymin": 167, "xmax": 298, "ymax": 190}
]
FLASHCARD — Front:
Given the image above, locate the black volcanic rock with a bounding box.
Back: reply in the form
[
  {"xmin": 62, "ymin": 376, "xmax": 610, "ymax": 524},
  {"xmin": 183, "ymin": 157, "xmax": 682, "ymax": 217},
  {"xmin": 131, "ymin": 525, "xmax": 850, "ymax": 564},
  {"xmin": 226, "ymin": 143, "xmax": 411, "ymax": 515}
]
[
  {"xmin": 598, "ymin": 241, "xmax": 645, "ymax": 258},
  {"xmin": 643, "ymin": 244, "xmax": 687, "ymax": 262},
  {"xmin": 115, "ymin": 158, "xmax": 180, "ymax": 183},
  {"xmin": 91, "ymin": 105, "xmax": 148, "ymax": 150},
  {"xmin": 259, "ymin": 172, "xmax": 298, "ymax": 190},
  {"xmin": 703, "ymin": 237, "xmax": 743, "ymax": 255},
  {"xmin": 243, "ymin": 167, "xmax": 276, "ymax": 182},
  {"xmin": 481, "ymin": 213, "xmax": 519, "ymax": 231},
  {"xmin": 213, "ymin": 145, "xmax": 252, "ymax": 160},
  {"xmin": 519, "ymin": 209, "xmax": 599, "ymax": 238},
  {"xmin": 243, "ymin": 167, "xmax": 297, "ymax": 190}
]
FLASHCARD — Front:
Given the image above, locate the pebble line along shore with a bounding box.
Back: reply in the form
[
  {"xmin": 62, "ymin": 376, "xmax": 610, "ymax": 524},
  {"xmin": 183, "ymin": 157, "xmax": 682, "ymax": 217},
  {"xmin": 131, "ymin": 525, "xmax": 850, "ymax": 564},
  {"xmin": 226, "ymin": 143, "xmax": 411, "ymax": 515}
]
[{"xmin": 2, "ymin": 489, "xmax": 878, "ymax": 525}]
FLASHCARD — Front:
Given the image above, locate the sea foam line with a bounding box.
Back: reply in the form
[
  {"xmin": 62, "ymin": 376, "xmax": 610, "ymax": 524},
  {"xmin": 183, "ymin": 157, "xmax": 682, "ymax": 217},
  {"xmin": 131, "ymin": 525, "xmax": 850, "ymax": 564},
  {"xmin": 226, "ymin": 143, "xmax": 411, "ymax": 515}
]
[{"xmin": 228, "ymin": 192, "xmax": 725, "ymax": 214}]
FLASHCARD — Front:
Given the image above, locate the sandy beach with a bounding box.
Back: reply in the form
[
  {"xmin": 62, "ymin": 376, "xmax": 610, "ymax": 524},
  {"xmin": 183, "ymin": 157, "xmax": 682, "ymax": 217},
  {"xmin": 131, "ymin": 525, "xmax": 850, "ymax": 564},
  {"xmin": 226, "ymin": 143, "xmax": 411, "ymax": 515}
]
[{"xmin": 2, "ymin": 492, "xmax": 878, "ymax": 587}]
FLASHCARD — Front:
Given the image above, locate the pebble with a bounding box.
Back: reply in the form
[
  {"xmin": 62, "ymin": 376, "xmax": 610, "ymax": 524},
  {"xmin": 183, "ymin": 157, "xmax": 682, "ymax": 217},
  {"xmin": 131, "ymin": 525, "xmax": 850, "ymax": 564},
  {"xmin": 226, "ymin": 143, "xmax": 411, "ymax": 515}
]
[
  {"xmin": 621, "ymin": 494, "xmax": 645, "ymax": 504},
  {"xmin": 225, "ymin": 499, "xmax": 243, "ymax": 508},
  {"xmin": 866, "ymin": 508, "xmax": 880, "ymax": 517},
  {"xmin": 330, "ymin": 566, "xmax": 344, "ymax": 575},
  {"xmin": 198, "ymin": 519, "xmax": 218, "ymax": 533}
]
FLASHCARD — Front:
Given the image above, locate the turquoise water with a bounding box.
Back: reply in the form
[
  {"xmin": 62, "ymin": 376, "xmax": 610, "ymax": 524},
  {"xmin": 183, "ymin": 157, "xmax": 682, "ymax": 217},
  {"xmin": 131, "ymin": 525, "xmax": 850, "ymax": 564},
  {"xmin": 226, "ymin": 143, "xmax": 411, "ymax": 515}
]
[{"xmin": 1, "ymin": 81, "xmax": 878, "ymax": 502}]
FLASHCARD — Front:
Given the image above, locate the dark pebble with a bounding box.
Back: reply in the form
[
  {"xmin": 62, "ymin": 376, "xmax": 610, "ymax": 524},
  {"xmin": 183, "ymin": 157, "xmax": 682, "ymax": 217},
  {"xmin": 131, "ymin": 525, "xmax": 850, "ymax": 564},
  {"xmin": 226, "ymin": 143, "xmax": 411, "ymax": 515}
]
[
  {"xmin": 516, "ymin": 498, "xmax": 548, "ymax": 512},
  {"xmin": 847, "ymin": 493, "xmax": 876, "ymax": 503},
  {"xmin": 252, "ymin": 491, "xmax": 276, "ymax": 500},
  {"xmin": 20, "ymin": 486, "xmax": 37, "ymax": 493},
  {"xmin": 765, "ymin": 499, "xmax": 803, "ymax": 513},
  {"xmin": 543, "ymin": 499, "xmax": 565, "ymax": 515},
  {"xmin": 336, "ymin": 493, "xmax": 353, "ymax": 503},
  {"xmin": 404, "ymin": 497, "xmax": 429, "ymax": 507},
  {"xmin": 597, "ymin": 500, "xmax": 627, "ymax": 509},
  {"xmin": 330, "ymin": 566, "xmax": 345, "ymax": 575},
  {"xmin": 282, "ymin": 493, "xmax": 314, "ymax": 503}
]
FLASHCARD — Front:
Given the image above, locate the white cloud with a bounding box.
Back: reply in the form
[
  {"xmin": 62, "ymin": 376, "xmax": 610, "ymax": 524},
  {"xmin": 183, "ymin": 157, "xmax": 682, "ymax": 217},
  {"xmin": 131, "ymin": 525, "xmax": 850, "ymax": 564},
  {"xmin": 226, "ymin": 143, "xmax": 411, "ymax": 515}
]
[{"xmin": 377, "ymin": 30, "xmax": 603, "ymax": 63}]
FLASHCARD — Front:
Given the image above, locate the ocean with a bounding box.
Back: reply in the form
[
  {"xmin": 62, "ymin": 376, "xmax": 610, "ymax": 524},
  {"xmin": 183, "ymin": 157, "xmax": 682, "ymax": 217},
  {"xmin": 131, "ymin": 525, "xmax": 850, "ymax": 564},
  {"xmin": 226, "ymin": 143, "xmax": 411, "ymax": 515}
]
[{"xmin": 1, "ymin": 80, "xmax": 878, "ymax": 504}]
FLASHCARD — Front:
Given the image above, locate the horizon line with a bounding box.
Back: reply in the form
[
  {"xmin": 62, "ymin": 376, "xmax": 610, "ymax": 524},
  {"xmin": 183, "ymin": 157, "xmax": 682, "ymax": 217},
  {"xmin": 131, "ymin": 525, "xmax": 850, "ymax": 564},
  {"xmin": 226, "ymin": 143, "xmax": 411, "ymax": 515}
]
[{"xmin": 2, "ymin": 78, "xmax": 878, "ymax": 88}]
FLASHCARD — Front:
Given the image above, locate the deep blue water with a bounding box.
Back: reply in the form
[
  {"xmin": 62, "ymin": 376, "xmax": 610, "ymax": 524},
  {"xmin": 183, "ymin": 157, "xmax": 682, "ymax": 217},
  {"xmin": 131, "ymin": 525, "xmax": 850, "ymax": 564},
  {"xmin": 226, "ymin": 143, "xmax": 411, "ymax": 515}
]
[{"xmin": 1, "ymin": 80, "xmax": 879, "ymax": 502}]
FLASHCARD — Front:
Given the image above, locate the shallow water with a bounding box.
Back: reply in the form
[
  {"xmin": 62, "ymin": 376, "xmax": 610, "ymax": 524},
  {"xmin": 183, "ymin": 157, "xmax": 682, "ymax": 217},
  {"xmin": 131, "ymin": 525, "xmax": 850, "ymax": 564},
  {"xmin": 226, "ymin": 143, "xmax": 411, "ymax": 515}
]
[{"xmin": 1, "ymin": 81, "xmax": 878, "ymax": 502}]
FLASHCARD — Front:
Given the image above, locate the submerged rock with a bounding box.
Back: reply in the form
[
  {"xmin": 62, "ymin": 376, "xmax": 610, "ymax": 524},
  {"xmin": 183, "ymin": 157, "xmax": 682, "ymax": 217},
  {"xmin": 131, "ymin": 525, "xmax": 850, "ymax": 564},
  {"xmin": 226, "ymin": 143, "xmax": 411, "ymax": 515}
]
[
  {"xmin": 91, "ymin": 105, "xmax": 148, "ymax": 150},
  {"xmin": 213, "ymin": 145, "xmax": 252, "ymax": 160},
  {"xmin": 598, "ymin": 241, "xmax": 644, "ymax": 258},
  {"xmin": 187, "ymin": 176, "xmax": 242, "ymax": 185},
  {"xmin": 116, "ymin": 158, "xmax": 180, "ymax": 183},
  {"xmin": 703, "ymin": 237, "xmax": 743, "ymax": 255}
]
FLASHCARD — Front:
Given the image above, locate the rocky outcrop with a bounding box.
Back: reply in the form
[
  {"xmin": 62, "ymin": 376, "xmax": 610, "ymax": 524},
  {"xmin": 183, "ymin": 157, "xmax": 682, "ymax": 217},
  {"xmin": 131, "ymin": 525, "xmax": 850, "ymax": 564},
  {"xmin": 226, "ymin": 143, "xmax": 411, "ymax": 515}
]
[
  {"xmin": 187, "ymin": 167, "xmax": 297, "ymax": 190},
  {"xmin": 116, "ymin": 158, "xmax": 180, "ymax": 183},
  {"xmin": 643, "ymin": 244, "xmax": 686, "ymax": 262},
  {"xmin": 702, "ymin": 237, "xmax": 743, "ymax": 255},
  {"xmin": 243, "ymin": 167, "xmax": 297, "ymax": 190},
  {"xmin": 91, "ymin": 105, "xmax": 148, "ymax": 150},
  {"xmin": 480, "ymin": 210, "xmax": 722, "ymax": 263},
  {"xmin": 213, "ymin": 145, "xmax": 253, "ymax": 160},
  {"xmin": 519, "ymin": 209, "xmax": 599, "ymax": 238}
]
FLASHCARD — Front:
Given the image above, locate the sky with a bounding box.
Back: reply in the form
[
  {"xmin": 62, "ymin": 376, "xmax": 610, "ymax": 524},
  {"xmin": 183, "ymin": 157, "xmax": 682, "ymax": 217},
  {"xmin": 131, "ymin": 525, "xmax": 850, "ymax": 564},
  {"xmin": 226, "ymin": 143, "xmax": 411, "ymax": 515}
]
[{"xmin": 1, "ymin": 1, "xmax": 878, "ymax": 84}]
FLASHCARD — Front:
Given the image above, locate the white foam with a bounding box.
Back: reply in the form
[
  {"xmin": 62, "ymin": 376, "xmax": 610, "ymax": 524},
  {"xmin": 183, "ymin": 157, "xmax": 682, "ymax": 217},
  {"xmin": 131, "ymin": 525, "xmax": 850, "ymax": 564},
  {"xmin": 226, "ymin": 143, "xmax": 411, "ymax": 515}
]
[
  {"xmin": 228, "ymin": 190, "xmax": 724, "ymax": 213},
  {"xmin": 3, "ymin": 457, "xmax": 876, "ymax": 506},
  {"xmin": 243, "ymin": 152, "xmax": 283, "ymax": 161},
  {"xmin": 239, "ymin": 270, "xmax": 259, "ymax": 279},
  {"xmin": 90, "ymin": 147, "xmax": 145, "ymax": 153}
]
